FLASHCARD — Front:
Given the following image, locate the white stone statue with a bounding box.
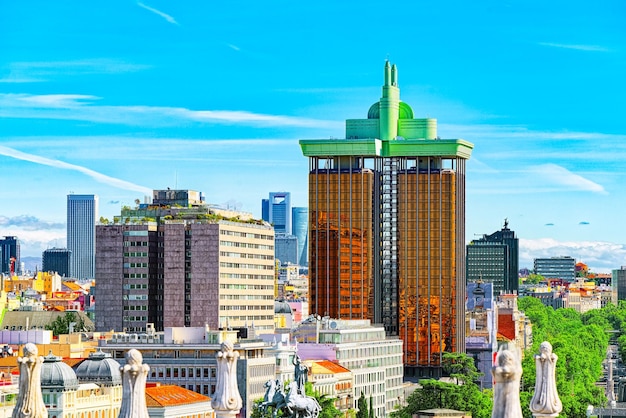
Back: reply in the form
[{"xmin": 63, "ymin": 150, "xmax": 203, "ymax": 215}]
[
  {"xmin": 530, "ymin": 341, "xmax": 562, "ymax": 417},
  {"xmin": 492, "ymin": 347, "xmax": 523, "ymax": 418},
  {"xmin": 211, "ymin": 341, "xmax": 243, "ymax": 417},
  {"xmin": 118, "ymin": 349, "xmax": 150, "ymax": 418},
  {"xmin": 12, "ymin": 343, "xmax": 47, "ymax": 418}
]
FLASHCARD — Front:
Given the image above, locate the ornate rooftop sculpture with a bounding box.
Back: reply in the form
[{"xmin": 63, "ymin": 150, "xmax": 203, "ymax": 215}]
[
  {"xmin": 492, "ymin": 347, "xmax": 523, "ymax": 418},
  {"xmin": 118, "ymin": 349, "xmax": 150, "ymax": 418},
  {"xmin": 211, "ymin": 341, "xmax": 242, "ymax": 418},
  {"xmin": 530, "ymin": 341, "xmax": 562, "ymax": 417},
  {"xmin": 12, "ymin": 343, "xmax": 48, "ymax": 418}
]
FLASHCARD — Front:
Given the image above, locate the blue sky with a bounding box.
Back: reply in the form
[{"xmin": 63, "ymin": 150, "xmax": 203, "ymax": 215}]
[{"xmin": 1, "ymin": 1, "xmax": 625, "ymax": 272}]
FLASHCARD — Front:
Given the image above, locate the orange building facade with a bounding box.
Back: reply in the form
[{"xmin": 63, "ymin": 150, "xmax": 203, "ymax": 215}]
[{"xmin": 301, "ymin": 62, "xmax": 472, "ymax": 377}]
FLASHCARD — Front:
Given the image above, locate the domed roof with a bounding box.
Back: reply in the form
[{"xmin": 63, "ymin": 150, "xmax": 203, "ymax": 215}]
[
  {"xmin": 41, "ymin": 352, "xmax": 79, "ymax": 390},
  {"xmin": 275, "ymin": 300, "xmax": 292, "ymax": 314},
  {"xmin": 73, "ymin": 349, "xmax": 122, "ymax": 385}
]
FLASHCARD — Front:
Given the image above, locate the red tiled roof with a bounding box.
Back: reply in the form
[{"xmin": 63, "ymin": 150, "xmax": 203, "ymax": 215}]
[
  {"xmin": 145, "ymin": 384, "xmax": 210, "ymax": 407},
  {"xmin": 310, "ymin": 360, "xmax": 350, "ymax": 375},
  {"xmin": 498, "ymin": 314, "xmax": 516, "ymax": 341}
]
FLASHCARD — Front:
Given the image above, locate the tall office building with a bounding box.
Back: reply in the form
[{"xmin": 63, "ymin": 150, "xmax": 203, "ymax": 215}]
[
  {"xmin": 0, "ymin": 236, "xmax": 20, "ymax": 274},
  {"xmin": 534, "ymin": 256, "xmax": 576, "ymax": 281},
  {"xmin": 300, "ymin": 62, "xmax": 473, "ymax": 376},
  {"xmin": 292, "ymin": 207, "xmax": 308, "ymax": 266},
  {"xmin": 263, "ymin": 192, "xmax": 291, "ymax": 234},
  {"xmin": 42, "ymin": 248, "xmax": 72, "ymax": 277},
  {"xmin": 67, "ymin": 194, "xmax": 98, "ymax": 279},
  {"xmin": 466, "ymin": 220, "xmax": 519, "ymax": 294},
  {"xmin": 95, "ymin": 190, "xmax": 275, "ymax": 333}
]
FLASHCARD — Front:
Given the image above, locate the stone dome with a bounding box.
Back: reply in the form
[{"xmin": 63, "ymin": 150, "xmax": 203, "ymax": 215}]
[
  {"xmin": 73, "ymin": 349, "xmax": 122, "ymax": 385},
  {"xmin": 41, "ymin": 352, "xmax": 79, "ymax": 390}
]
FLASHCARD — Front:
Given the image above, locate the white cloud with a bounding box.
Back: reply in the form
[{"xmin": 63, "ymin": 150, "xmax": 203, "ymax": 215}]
[
  {"xmin": 3, "ymin": 227, "xmax": 66, "ymax": 258},
  {"xmin": 539, "ymin": 42, "xmax": 610, "ymax": 52},
  {"xmin": 527, "ymin": 163, "xmax": 606, "ymax": 194},
  {"xmin": 137, "ymin": 2, "xmax": 179, "ymax": 25},
  {"xmin": 520, "ymin": 238, "xmax": 626, "ymax": 273},
  {"xmin": 0, "ymin": 145, "xmax": 152, "ymax": 195},
  {"xmin": 0, "ymin": 59, "xmax": 150, "ymax": 83},
  {"xmin": 0, "ymin": 93, "xmax": 341, "ymax": 129}
]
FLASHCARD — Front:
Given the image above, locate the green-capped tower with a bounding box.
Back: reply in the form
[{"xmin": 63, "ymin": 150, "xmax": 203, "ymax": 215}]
[{"xmin": 300, "ymin": 61, "xmax": 474, "ymax": 377}]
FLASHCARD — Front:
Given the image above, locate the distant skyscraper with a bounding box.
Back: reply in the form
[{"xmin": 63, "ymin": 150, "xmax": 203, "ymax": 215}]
[
  {"xmin": 266, "ymin": 192, "xmax": 291, "ymax": 234},
  {"xmin": 612, "ymin": 266, "xmax": 626, "ymax": 303},
  {"xmin": 534, "ymin": 256, "xmax": 576, "ymax": 281},
  {"xmin": 292, "ymin": 207, "xmax": 308, "ymax": 266},
  {"xmin": 466, "ymin": 220, "xmax": 519, "ymax": 294},
  {"xmin": 67, "ymin": 194, "xmax": 98, "ymax": 279},
  {"xmin": 0, "ymin": 236, "xmax": 20, "ymax": 274},
  {"xmin": 42, "ymin": 248, "xmax": 72, "ymax": 277},
  {"xmin": 300, "ymin": 61, "xmax": 474, "ymax": 377},
  {"xmin": 261, "ymin": 199, "xmax": 269, "ymax": 223},
  {"xmin": 275, "ymin": 234, "xmax": 298, "ymax": 265}
]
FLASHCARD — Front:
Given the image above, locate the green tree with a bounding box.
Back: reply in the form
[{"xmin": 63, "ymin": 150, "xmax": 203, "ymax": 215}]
[
  {"xmin": 391, "ymin": 378, "xmax": 492, "ymax": 418},
  {"xmin": 442, "ymin": 352, "xmax": 481, "ymax": 384},
  {"xmin": 356, "ymin": 392, "xmax": 368, "ymax": 418},
  {"xmin": 45, "ymin": 312, "xmax": 92, "ymax": 336}
]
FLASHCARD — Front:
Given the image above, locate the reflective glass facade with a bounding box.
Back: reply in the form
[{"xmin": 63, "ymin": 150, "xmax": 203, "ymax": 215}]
[{"xmin": 309, "ymin": 166, "xmax": 374, "ymax": 320}]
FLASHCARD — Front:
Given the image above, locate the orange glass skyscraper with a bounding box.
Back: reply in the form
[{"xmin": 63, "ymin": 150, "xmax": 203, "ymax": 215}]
[{"xmin": 300, "ymin": 62, "xmax": 474, "ymax": 377}]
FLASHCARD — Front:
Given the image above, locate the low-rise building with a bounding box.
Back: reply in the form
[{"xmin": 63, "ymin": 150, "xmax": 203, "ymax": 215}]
[
  {"xmin": 295, "ymin": 318, "xmax": 403, "ymax": 417},
  {"xmin": 99, "ymin": 326, "xmax": 274, "ymax": 418}
]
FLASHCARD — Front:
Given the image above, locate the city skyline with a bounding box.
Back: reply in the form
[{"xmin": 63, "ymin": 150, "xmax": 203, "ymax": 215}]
[{"xmin": 1, "ymin": 1, "xmax": 625, "ymax": 272}]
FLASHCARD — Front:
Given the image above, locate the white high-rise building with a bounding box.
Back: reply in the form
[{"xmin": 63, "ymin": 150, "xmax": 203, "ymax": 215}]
[{"xmin": 67, "ymin": 194, "xmax": 98, "ymax": 279}]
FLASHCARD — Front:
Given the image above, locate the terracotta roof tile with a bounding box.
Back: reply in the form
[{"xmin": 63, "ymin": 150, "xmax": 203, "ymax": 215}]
[
  {"xmin": 310, "ymin": 360, "xmax": 350, "ymax": 375},
  {"xmin": 145, "ymin": 384, "xmax": 210, "ymax": 407}
]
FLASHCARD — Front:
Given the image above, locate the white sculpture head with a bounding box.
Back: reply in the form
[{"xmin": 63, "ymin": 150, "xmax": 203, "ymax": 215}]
[
  {"xmin": 126, "ymin": 349, "xmax": 143, "ymax": 366},
  {"xmin": 540, "ymin": 341, "xmax": 552, "ymax": 355},
  {"xmin": 23, "ymin": 343, "xmax": 38, "ymax": 358}
]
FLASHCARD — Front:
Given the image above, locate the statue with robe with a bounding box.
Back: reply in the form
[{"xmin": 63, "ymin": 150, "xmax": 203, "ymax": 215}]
[
  {"xmin": 211, "ymin": 341, "xmax": 242, "ymax": 417},
  {"xmin": 118, "ymin": 349, "xmax": 150, "ymax": 418},
  {"xmin": 492, "ymin": 347, "xmax": 523, "ymax": 418},
  {"xmin": 12, "ymin": 343, "xmax": 47, "ymax": 418},
  {"xmin": 530, "ymin": 341, "xmax": 562, "ymax": 417}
]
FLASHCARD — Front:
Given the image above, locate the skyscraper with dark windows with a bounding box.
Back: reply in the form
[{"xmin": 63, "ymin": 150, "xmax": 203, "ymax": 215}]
[
  {"xmin": 300, "ymin": 61, "xmax": 473, "ymax": 377},
  {"xmin": 0, "ymin": 236, "xmax": 20, "ymax": 274},
  {"xmin": 466, "ymin": 220, "xmax": 519, "ymax": 294},
  {"xmin": 67, "ymin": 194, "xmax": 98, "ymax": 279},
  {"xmin": 42, "ymin": 248, "xmax": 72, "ymax": 277}
]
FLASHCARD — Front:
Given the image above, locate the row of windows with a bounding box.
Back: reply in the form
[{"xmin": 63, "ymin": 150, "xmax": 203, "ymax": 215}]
[
  {"xmin": 219, "ymin": 294, "xmax": 273, "ymax": 300},
  {"xmin": 122, "ymin": 284, "xmax": 148, "ymax": 290},
  {"xmin": 123, "ymin": 316, "xmax": 148, "ymax": 321},
  {"xmin": 124, "ymin": 241, "xmax": 149, "ymax": 246},
  {"xmin": 124, "ymin": 273, "xmax": 149, "ymax": 279},
  {"xmin": 219, "ymin": 284, "xmax": 274, "ymax": 290},
  {"xmin": 124, "ymin": 262, "xmax": 149, "ymax": 268},
  {"xmin": 124, "ymin": 295, "xmax": 148, "ymax": 300},
  {"xmin": 219, "ymin": 262, "xmax": 273, "ymax": 270},
  {"xmin": 219, "ymin": 251, "xmax": 273, "ymax": 260},
  {"xmin": 219, "ymin": 230, "xmax": 273, "ymax": 240},
  {"xmin": 124, "ymin": 252, "xmax": 149, "ymax": 257},
  {"xmin": 219, "ymin": 240, "xmax": 274, "ymax": 250},
  {"xmin": 151, "ymin": 366, "xmax": 216, "ymax": 379},
  {"xmin": 219, "ymin": 305, "xmax": 274, "ymax": 311},
  {"xmin": 124, "ymin": 305, "xmax": 148, "ymax": 310},
  {"xmin": 219, "ymin": 273, "xmax": 273, "ymax": 280}
]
